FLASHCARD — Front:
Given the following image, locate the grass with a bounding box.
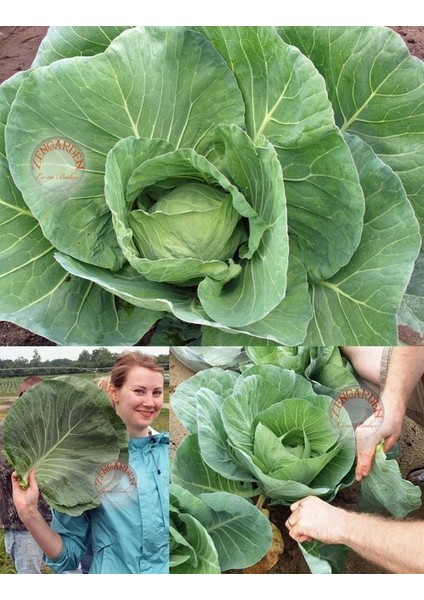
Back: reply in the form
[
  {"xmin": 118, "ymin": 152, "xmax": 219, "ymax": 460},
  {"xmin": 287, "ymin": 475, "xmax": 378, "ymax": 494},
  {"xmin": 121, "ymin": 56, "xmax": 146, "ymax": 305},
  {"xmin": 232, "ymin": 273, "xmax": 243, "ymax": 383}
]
[
  {"xmin": 153, "ymin": 406, "xmax": 169, "ymax": 433},
  {"xmin": 0, "ymin": 530, "xmax": 17, "ymax": 574}
]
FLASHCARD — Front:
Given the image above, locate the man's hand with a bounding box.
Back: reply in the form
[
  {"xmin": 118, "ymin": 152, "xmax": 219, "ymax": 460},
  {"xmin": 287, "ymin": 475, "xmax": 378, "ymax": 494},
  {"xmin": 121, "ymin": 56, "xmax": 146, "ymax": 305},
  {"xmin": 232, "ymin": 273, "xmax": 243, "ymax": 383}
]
[
  {"xmin": 355, "ymin": 409, "xmax": 404, "ymax": 481},
  {"xmin": 285, "ymin": 496, "xmax": 347, "ymax": 545}
]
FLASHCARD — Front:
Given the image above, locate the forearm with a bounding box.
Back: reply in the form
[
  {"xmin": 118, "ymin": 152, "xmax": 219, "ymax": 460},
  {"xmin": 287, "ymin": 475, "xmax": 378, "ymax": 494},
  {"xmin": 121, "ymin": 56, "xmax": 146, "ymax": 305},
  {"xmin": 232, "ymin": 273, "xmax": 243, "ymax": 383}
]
[
  {"xmin": 19, "ymin": 508, "xmax": 63, "ymax": 559},
  {"xmin": 382, "ymin": 347, "xmax": 424, "ymax": 414},
  {"xmin": 338, "ymin": 511, "xmax": 424, "ymax": 574}
]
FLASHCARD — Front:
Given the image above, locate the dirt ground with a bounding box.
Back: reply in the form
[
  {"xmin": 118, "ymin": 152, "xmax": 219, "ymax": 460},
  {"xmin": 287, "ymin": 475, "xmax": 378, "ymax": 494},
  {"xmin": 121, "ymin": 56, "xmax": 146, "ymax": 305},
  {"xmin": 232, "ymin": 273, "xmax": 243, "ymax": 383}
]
[
  {"xmin": 0, "ymin": 25, "xmax": 423, "ymax": 345},
  {"xmin": 169, "ymin": 353, "xmax": 424, "ymax": 574}
]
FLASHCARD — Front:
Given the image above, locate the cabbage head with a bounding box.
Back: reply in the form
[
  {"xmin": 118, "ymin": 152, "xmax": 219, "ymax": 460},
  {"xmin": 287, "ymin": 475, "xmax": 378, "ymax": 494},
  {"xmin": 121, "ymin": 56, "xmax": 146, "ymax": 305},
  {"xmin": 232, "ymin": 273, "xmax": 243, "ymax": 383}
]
[
  {"xmin": 0, "ymin": 26, "xmax": 422, "ymax": 345},
  {"xmin": 171, "ymin": 365, "xmax": 356, "ymax": 503}
]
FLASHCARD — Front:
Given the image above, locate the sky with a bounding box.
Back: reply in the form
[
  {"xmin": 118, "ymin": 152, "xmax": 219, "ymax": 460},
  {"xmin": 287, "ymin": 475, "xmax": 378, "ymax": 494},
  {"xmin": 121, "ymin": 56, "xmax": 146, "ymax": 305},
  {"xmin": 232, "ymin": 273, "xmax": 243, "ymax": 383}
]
[
  {"xmin": 0, "ymin": 346, "xmax": 169, "ymax": 361},
  {"xmin": 2, "ymin": 2, "xmax": 419, "ymax": 26}
]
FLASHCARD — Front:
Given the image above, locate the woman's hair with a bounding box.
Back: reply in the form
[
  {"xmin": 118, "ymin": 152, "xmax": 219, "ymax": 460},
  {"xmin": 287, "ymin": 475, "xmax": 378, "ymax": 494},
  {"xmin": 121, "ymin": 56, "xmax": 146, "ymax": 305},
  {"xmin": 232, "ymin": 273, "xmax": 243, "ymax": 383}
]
[
  {"xmin": 110, "ymin": 351, "xmax": 164, "ymax": 390},
  {"xmin": 95, "ymin": 376, "xmax": 111, "ymax": 392}
]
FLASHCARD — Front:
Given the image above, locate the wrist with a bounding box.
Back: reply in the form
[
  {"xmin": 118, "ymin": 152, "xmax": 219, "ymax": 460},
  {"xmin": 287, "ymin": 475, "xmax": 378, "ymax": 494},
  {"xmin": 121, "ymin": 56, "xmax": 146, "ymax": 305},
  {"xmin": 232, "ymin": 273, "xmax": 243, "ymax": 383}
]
[
  {"xmin": 380, "ymin": 395, "xmax": 406, "ymax": 423},
  {"xmin": 331, "ymin": 507, "xmax": 354, "ymax": 545},
  {"xmin": 18, "ymin": 505, "xmax": 41, "ymax": 525}
]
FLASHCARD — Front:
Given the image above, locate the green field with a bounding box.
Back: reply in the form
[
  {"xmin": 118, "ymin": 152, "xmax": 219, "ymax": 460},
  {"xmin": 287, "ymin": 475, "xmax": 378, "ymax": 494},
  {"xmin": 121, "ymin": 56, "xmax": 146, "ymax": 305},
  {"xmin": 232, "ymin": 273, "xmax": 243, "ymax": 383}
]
[{"xmin": 0, "ymin": 372, "xmax": 101, "ymax": 398}]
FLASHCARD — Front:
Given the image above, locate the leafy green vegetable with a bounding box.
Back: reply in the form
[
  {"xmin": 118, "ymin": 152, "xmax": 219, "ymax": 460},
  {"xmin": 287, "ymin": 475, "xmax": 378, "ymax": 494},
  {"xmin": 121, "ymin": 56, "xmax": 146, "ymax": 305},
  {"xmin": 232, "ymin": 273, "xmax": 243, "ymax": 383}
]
[
  {"xmin": 3, "ymin": 377, "xmax": 123, "ymax": 515},
  {"xmin": 358, "ymin": 444, "xmax": 422, "ymax": 518},
  {"xmin": 170, "ymin": 346, "xmax": 249, "ymax": 372},
  {"xmin": 245, "ymin": 346, "xmax": 310, "ymax": 374},
  {"xmin": 170, "ymin": 483, "xmax": 272, "ymax": 573},
  {"xmin": 171, "ymin": 355, "xmax": 422, "ymax": 574},
  {"xmin": 0, "ymin": 26, "xmax": 422, "ymax": 344},
  {"xmin": 172, "ymin": 364, "xmax": 356, "ymax": 504},
  {"xmin": 299, "ymin": 541, "xmax": 349, "ymax": 575}
]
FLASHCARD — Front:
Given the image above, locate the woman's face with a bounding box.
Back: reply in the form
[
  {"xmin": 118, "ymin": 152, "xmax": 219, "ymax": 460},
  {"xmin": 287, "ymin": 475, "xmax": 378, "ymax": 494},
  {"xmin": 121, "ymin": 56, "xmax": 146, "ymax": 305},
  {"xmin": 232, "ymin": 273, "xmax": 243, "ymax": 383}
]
[{"xmin": 109, "ymin": 366, "xmax": 164, "ymax": 437}]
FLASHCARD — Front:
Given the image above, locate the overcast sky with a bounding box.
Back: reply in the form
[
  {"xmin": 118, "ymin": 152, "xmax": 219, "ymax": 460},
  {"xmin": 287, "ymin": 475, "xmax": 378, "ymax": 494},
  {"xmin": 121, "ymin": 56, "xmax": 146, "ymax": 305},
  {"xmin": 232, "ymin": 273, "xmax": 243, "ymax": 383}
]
[{"xmin": 0, "ymin": 346, "xmax": 169, "ymax": 361}]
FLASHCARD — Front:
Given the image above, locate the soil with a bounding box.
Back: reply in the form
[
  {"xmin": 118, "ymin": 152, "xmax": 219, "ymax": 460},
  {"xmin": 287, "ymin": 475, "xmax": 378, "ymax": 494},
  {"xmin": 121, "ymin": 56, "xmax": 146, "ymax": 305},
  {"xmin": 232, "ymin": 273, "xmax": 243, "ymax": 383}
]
[
  {"xmin": 169, "ymin": 352, "xmax": 424, "ymax": 574},
  {"xmin": 0, "ymin": 25, "xmax": 423, "ymax": 345}
]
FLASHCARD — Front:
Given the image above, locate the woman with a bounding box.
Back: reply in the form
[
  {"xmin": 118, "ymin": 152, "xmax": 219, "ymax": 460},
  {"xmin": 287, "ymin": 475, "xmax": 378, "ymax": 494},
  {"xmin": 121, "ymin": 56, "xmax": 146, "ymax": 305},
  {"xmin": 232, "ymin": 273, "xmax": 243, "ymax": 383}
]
[{"xmin": 11, "ymin": 351, "xmax": 169, "ymax": 574}]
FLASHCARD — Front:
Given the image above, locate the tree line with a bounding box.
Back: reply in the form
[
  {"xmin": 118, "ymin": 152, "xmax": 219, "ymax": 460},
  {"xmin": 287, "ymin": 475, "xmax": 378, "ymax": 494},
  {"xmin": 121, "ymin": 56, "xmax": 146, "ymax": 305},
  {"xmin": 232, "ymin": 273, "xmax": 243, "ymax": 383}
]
[{"xmin": 0, "ymin": 348, "xmax": 169, "ymax": 378}]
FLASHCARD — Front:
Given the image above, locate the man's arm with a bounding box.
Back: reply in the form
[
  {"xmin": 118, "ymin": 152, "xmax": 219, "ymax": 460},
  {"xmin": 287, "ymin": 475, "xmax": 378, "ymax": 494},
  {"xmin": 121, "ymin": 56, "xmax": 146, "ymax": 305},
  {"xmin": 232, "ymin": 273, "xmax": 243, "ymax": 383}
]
[
  {"xmin": 286, "ymin": 496, "xmax": 424, "ymax": 574},
  {"xmin": 343, "ymin": 347, "xmax": 424, "ymax": 480}
]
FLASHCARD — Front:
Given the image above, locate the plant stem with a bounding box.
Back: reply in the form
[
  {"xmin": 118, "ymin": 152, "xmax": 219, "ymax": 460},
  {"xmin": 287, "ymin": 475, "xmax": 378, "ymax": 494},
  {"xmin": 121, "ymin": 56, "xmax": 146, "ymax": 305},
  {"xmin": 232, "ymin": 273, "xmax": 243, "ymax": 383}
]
[{"xmin": 256, "ymin": 494, "xmax": 266, "ymax": 510}]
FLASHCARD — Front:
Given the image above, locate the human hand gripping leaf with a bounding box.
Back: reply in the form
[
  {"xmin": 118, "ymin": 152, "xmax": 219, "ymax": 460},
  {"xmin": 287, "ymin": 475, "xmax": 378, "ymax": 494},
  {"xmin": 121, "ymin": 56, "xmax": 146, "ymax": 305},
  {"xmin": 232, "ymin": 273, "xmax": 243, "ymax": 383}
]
[
  {"xmin": 354, "ymin": 411, "xmax": 404, "ymax": 481},
  {"xmin": 11, "ymin": 469, "xmax": 40, "ymax": 520}
]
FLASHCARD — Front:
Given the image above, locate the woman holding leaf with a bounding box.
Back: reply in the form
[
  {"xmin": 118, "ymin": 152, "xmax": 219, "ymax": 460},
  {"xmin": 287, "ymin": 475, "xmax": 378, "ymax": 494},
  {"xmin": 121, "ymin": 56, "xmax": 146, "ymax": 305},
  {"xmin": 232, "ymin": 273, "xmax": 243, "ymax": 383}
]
[{"xmin": 9, "ymin": 351, "xmax": 169, "ymax": 574}]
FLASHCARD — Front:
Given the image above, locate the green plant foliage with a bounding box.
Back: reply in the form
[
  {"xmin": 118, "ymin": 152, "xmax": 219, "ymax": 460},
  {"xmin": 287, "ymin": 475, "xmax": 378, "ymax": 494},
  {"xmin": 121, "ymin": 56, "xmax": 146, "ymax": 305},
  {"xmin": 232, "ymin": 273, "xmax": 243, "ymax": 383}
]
[
  {"xmin": 3, "ymin": 376, "xmax": 125, "ymax": 515},
  {"xmin": 171, "ymin": 354, "xmax": 422, "ymax": 573},
  {"xmin": 170, "ymin": 484, "xmax": 272, "ymax": 573},
  {"xmin": 0, "ymin": 26, "xmax": 421, "ymax": 344}
]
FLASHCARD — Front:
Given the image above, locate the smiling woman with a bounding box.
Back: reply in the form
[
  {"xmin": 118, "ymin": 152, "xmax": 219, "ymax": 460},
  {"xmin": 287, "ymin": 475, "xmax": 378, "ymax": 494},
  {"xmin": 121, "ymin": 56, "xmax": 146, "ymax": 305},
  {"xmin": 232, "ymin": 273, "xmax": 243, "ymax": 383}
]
[
  {"xmin": 108, "ymin": 352, "xmax": 165, "ymax": 437},
  {"xmin": 4, "ymin": 349, "xmax": 170, "ymax": 574}
]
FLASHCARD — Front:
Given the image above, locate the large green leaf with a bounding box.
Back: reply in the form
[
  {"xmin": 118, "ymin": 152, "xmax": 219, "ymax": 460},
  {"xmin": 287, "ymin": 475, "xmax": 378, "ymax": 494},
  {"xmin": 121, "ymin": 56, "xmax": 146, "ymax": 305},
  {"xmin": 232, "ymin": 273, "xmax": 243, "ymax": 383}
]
[
  {"xmin": 236, "ymin": 364, "xmax": 314, "ymax": 398},
  {"xmin": 279, "ymin": 26, "xmax": 424, "ymax": 231},
  {"xmin": 196, "ymin": 388, "xmax": 253, "ymax": 481},
  {"xmin": 3, "ymin": 378, "xmax": 121, "ymax": 515},
  {"xmin": 198, "ymin": 492, "xmax": 272, "ymax": 571},
  {"xmin": 0, "ymin": 57, "xmax": 161, "ymax": 345},
  {"xmin": 398, "ymin": 252, "xmax": 424, "ymax": 342},
  {"xmin": 280, "ymin": 25, "xmax": 424, "ymax": 343},
  {"xmin": 6, "ymin": 27, "xmax": 245, "ymax": 270},
  {"xmin": 171, "ymin": 367, "xmax": 239, "ymax": 434},
  {"xmin": 358, "ymin": 444, "xmax": 422, "ymax": 518},
  {"xmin": 170, "ymin": 484, "xmax": 271, "ymax": 572},
  {"xmin": 171, "ymin": 514, "xmax": 220, "ymax": 574},
  {"xmin": 171, "ymin": 434, "xmax": 256, "ymax": 496},
  {"xmin": 201, "ymin": 255, "xmax": 312, "ymax": 345},
  {"xmin": 299, "ymin": 541, "xmax": 349, "ymax": 574},
  {"xmin": 32, "ymin": 26, "xmax": 131, "ymax": 67},
  {"xmin": 307, "ymin": 134, "xmax": 420, "ymax": 344},
  {"xmin": 0, "ymin": 157, "xmax": 161, "ymax": 344},
  {"xmin": 57, "ymin": 248, "xmax": 312, "ymax": 345},
  {"xmin": 200, "ymin": 26, "xmax": 365, "ymax": 281}
]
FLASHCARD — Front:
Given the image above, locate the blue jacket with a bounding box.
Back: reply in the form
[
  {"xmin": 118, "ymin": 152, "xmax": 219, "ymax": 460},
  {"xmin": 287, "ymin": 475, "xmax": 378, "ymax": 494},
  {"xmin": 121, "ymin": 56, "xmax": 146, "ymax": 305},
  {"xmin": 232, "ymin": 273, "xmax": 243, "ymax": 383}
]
[{"xmin": 46, "ymin": 433, "xmax": 169, "ymax": 574}]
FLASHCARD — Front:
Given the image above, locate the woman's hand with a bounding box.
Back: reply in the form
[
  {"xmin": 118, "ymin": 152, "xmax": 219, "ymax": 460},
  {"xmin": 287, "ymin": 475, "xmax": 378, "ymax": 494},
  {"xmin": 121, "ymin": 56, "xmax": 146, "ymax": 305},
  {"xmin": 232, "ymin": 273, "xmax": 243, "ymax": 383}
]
[{"xmin": 11, "ymin": 469, "xmax": 41, "ymax": 523}]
